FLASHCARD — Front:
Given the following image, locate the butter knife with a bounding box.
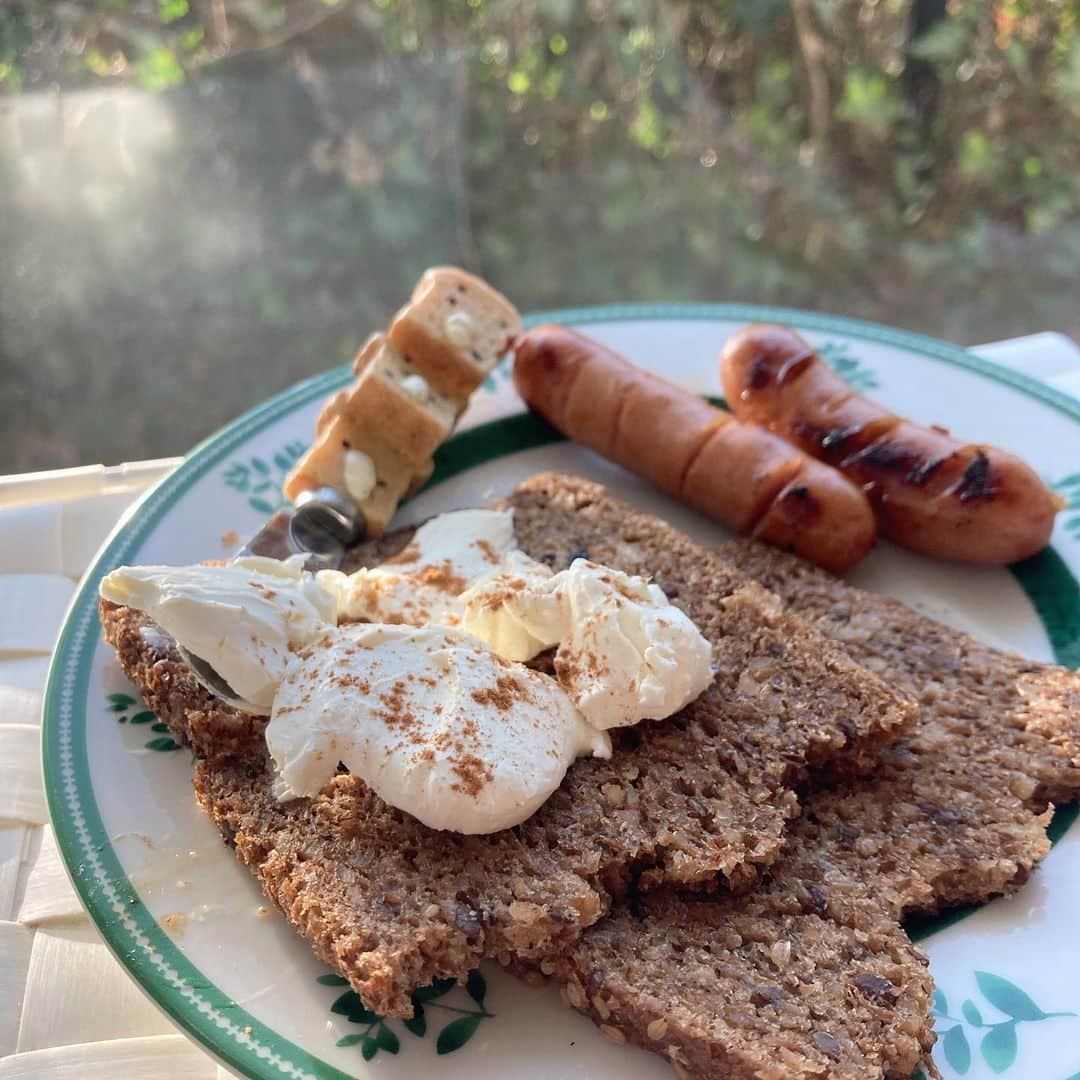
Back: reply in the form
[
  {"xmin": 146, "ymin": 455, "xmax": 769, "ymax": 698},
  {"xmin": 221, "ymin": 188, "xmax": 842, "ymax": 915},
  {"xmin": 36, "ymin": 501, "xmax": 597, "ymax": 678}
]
[{"xmin": 177, "ymin": 487, "xmax": 363, "ymax": 710}]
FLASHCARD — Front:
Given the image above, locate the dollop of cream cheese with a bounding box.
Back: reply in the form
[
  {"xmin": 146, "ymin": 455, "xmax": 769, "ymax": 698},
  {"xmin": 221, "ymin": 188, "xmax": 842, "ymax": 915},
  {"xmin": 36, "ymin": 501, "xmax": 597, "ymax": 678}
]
[
  {"xmin": 547, "ymin": 561, "xmax": 714, "ymax": 729},
  {"xmin": 99, "ymin": 556, "xmax": 336, "ymax": 713},
  {"xmin": 457, "ymin": 550, "xmax": 560, "ymax": 661},
  {"xmin": 266, "ymin": 623, "xmax": 610, "ymax": 833},
  {"xmin": 462, "ymin": 559, "xmax": 714, "ymax": 730},
  {"xmin": 318, "ymin": 509, "xmax": 517, "ymax": 627}
]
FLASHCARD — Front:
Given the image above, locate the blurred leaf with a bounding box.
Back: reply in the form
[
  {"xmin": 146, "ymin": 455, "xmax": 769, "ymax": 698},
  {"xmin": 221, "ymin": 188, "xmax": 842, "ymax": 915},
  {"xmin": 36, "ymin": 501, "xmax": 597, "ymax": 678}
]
[
  {"xmin": 1055, "ymin": 37, "xmax": 1080, "ymax": 107},
  {"xmin": 83, "ymin": 49, "xmax": 113, "ymax": 77},
  {"xmin": 133, "ymin": 47, "xmax": 184, "ymax": 92},
  {"xmin": 629, "ymin": 93, "xmax": 663, "ymax": 154},
  {"xmin": 809, "ymin": 0, "xmax": 838, "ymax": 31},
  {"xmin": 179, "ymin": 27, "xmax": 204, "ymax": 52},
  {"xmin": 1005, "ymin": 40, "xmax": 1030, "ymax": 77},
  {"xmin": 957, "ymin": 131, "xmax": 1004, "ymax": 183},
  {"xmin": 837, "ymin": 70, "xmax": 904, "ymax": 135},
  {"xmin": 536, "ymin": 0, "xmax": 574, "ymax": 20},
  {"xmin": 728, "ymin": 0, "xmax": 787, "ymax": 31},
  {"xmin": 145, "ymin": 736, "xmax": 180, "ymax": 751},
  {"xmin": 909, "ymin": 20, "xmax": 969, "ymax": 63},
  {"xmin": 158, "ymin": 0, "xmax": 189, "ymax": 24},
  {"xmin": 234, "ymin": 0, "xmax": 286, "ymax": 32}
]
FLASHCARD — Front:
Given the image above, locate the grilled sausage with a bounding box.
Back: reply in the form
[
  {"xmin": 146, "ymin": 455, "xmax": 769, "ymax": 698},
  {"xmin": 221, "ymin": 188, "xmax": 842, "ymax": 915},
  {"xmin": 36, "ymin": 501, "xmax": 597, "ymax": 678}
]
[
  {"xmin": 720, "ymin": 323, "xmax": 1063, "ymax": 564},
  {"xmin": 513, "ymin": 324, "xmax": 877, "ymax": 573}
]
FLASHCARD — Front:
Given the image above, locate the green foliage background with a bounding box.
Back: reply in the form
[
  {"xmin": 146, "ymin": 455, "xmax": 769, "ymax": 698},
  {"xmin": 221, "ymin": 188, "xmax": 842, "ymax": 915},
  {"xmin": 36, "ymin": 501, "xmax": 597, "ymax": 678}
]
[{"xmin": 1, "ymin": 0, "xmax": 1077, "ymax": 469}]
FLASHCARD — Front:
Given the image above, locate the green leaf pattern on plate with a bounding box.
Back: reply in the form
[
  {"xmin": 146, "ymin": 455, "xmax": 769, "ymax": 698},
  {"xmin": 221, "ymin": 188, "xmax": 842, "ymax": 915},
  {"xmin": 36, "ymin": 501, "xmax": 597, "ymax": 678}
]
[
  {"xmin": 317, "ymin": 969, "xmax": 493, "ymax": 1062},
  {"xmin": 817, "ymin": 340, "xmax": 881, "ymax": 392},
  {"xmin": 931, "ymin": 971, "xmax": 1075, "ymax": 1076},
  {"xmin": 481, "ymin": 357, "xmax": 513, "ymax": 394},
  {"xmin": 222, "ymin": 439, "xmax": 307, "ymax": 514},
  {"xmin": 943, "ymin": 1023, "xmax": 972, "ymax": 1075},
  {"xmin": 480, "ymin": 340, "xmax": 880, "ymax": 397},
  {"xmin": 107, "ymin": 692, "xmax": 180, "ymax": 752}
]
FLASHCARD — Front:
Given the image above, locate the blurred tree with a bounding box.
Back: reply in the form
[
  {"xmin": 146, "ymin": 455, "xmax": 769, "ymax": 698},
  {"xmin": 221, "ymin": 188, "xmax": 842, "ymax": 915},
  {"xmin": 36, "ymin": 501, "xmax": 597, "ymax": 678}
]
[{"xmin": 0, "ymin": 0, "xmax": 1077, "ymax": 469}]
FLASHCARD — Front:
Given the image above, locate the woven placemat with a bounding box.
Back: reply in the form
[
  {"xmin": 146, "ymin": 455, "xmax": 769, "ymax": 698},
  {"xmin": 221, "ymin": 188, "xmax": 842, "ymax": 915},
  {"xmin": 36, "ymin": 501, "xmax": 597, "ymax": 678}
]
[{"xmin": 0, "ymin": 478, "xmax": 234, "ymax": 1079}]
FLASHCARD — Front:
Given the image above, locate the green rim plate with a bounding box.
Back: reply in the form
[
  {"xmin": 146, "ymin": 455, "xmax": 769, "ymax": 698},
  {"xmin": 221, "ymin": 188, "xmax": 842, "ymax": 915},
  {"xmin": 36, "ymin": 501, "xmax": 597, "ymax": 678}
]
[{"xmin": 42, "ymin": 303, "xmax": 1080, "ymax": 1079}]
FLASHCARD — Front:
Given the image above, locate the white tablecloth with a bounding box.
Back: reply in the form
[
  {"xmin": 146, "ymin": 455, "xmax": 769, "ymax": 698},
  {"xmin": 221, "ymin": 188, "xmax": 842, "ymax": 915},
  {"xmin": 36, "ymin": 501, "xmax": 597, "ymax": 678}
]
[{"xmin": 1, "ymin": 332, "xmax": 1078, "ymax": 1078}]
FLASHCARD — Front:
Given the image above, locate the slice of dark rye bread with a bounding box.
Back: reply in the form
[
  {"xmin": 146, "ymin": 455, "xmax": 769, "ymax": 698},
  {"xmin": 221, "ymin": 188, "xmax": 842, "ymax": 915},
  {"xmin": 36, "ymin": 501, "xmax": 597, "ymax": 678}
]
[
  {"xmin": 543, "ymin": 541, "xmax": 1080, "ymax": 1079},
  {"xmin": 99, "ymin": 474, "xmax": 914, "ymax": 1018}
]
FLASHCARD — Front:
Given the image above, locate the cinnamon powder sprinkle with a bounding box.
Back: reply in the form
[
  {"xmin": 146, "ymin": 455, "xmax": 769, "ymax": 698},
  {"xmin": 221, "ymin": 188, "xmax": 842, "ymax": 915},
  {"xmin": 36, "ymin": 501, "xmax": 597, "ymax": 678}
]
[
  {"xmin": 470, "ymin": 674, "xmax": 524, "ymax": 711},
  {"xmin": 331, "ymin": 673, "xmax": 371, "ymax": 695},
  {"xmin": 449, "ymin": 751, "xmax": 495, "ymax": 797},
  {"xmin": 375, "ymin": 679, "xmax": 417, "ymax": 731},
  {"xmin": 555, "ymin": 649, "xmax": 608, "ymax": 685},
  {"xmin": 249, "ymin": 581, "xmax": 279, "ymax": 600},
  {"xmin": 478, "ymin": 577, "xmax": 527, "ymax": 611},
  {"xmin": 474, "ymin": 538, "xmax": 501, "ymax": 564},
  {"xmin": 416, "ymin": 560, "xmax": 468, "ymax": 595}
]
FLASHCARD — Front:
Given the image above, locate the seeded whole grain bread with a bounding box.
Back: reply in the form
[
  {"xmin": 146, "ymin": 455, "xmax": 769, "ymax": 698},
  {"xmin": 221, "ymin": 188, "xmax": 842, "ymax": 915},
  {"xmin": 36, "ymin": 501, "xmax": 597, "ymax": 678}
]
[
  {"xmin": 546, "ymin": 541, "xmax": 1080, "ymax": 1078},
  {"xmin": 723, "ymin": 539, "xmax": 1079, "ymax": 917},
  {"xmin": 539, "ymin": 888, "xmax": 934, "ymax": 1080},
  {"xmin": 99, "ymin": 474, "xmax": 914, "ymax": 1017}
]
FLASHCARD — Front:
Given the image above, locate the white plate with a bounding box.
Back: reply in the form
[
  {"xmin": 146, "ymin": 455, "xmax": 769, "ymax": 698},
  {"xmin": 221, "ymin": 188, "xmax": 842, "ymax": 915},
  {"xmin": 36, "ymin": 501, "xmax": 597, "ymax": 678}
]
[{"xmin": 43, "ymin": 305, "xmax": 1080, "ymax": 1080}]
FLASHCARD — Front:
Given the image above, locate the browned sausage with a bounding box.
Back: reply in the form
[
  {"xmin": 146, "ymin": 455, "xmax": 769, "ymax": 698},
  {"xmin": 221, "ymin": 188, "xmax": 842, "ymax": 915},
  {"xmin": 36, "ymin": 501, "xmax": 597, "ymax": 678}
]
[
  {"xmin": 720, "ymin": 323, "xmax": 1063, "ymax": 564},
  {"xmin": 513, "ymin": 324, "xmax": 877, "ymax": 573}
]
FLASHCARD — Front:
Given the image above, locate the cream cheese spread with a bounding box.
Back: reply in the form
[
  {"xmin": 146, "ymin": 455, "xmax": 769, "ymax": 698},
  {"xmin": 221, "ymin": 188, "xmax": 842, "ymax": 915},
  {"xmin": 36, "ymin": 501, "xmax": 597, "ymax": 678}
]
[
  {"xmin": 101, "ymin": 507, "xmax": 713, "ymax": 833},
  {"xmin": 318, "ymin": 509, "xmax": 518, "ymax": 627},
  {"xmin": 99, "ymin": 555, "xmax": 336, "ymax": 713},
  {"xmin": 462, "ymin": 558, "xmax": 714, "ymax": 729},
  {"xmin": 265, "ymin": 623, "xmax": 610, "ymax": 833}
]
